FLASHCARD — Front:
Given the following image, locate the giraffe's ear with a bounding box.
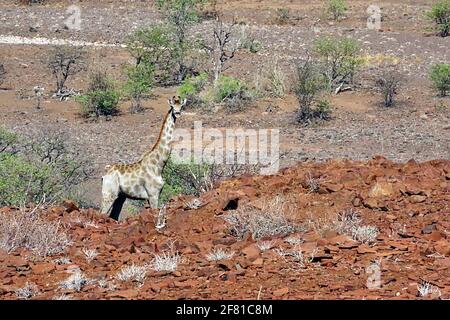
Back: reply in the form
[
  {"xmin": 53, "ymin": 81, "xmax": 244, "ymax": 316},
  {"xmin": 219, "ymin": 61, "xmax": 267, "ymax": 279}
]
[
  {"xmin": 181, "ymin": 98, "xmax": 187, "ymax": 107},
  {"xmin": 168, "ymin": 98, "xmax": 173, "ymax": 106}
]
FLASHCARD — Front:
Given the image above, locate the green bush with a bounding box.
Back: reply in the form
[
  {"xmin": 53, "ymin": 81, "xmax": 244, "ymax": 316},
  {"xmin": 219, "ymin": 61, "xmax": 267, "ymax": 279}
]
[
  {"xmin": 427, "ymin": 0, "xmax": 450, "ymax": 37},
  {"xmin": 327, "ymin": 0, "xmax": 347, "ymax": 21},
  {"xmin": 0, "ymin": 127, "xmax": 18, "ymax": 153},
  {"xmin": 214, "ymin": 76, "xmax": 253, "ymax": 112},
  {"xmin": 160, "ymin": 156, "xmax": 212, "ymax": 205},
  {"xmin": 78, "ymin": 72, "xmax": 120, "ymax": 117},
  {"xmin": 430, "ymin": 63, "xmax": 450, "ymax": 96},
  {"xmin": 123, "ymin": 62, "xmax": 154, "ymax": 113},
  {"xmin": 314, "ymin": 36, "xmax": 361, "ymax": 88},
  {"xmin": 177, "ymin": 72, "xmax": 208, "ymax": 100},
  {"xmin": 0, "ymin": 127, "xmax": 90, "ymax": 206}
]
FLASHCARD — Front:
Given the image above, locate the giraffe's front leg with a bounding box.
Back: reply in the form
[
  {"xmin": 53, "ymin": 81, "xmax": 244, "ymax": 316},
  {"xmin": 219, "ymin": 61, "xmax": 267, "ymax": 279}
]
[{"xmin": 144, "ymin": 178, "xmax": 163, "ymax": 209}]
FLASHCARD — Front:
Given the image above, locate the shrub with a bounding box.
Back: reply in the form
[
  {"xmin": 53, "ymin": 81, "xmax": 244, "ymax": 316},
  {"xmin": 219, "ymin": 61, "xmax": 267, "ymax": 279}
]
[
  {"xmin": 313, "ymin": 36, "xmax": 362, "ymax": 88},
  {"xmin": 15, "ymin": 282, "xmax": 39, "ymax": 300},
  {"xmin": 327, "ymin": 0, "xmax": 347, "ymax": 21},
  {"xmin": 0, "ymin": 127, "xmax": 18, "ymax": 153},
  {"xmin": 294, "ymin": 58, "xmax": 330, "ymax": 125},
  {"xmin": 0, "ymin": 127, "xmax": 90, "ymax": 206},
  {"xmin": 206, "ymin": 248, "xmax": 235, "ymax": 261},
  {"xmin": 429, "ymin": 63, "xmax": 450, "ymax": 96},
  {"xmin": 376, "ymin": 71, "xmax": 402, "ymax": 107},
  {"xmin": 214, "ymin": 75, "xmax": 253, "ymax": 112},
  {"xmin": 115, "ymin": 264, "xmax": 147, "ymax": 284},
  {"xmin": 123, "ymin": 62, "xmax": 154, "ymax": 113},
  {"xmin": 160, "ymin": 156, "xmax": 213, "ymax": 205},
  {"xmin": 223, "ymin": 196, "xmax": 301, "ymax": 240},
  {"xmin": 427, "ymin": 0, "xmax": 450, "ymax": 37},
  {"xmin": 47, "ymin": 46, "xmax": 86, "ymax": 95},
  {"xmin": 177, "ymin": 72, "xmax": 208, "ymax": 106},
  {"xmin": 0, "ymin": 207, "xmax": 71, "ymax": 256},
  {"xmin": 151, "ymin": 245, "xmax": 183, "ymax": 272},
  {"xmin": 258, "ymin": 58, "xmax": 286, "ymax": 98},
  {"xmin": 78, "ymin": 71, "xmax": 120, "ymax": 117}
]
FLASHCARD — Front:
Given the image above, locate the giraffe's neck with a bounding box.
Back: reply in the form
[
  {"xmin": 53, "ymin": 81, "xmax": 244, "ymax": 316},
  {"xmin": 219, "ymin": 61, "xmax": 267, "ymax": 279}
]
[{"xmin": 142, "ymin": 108, "xmax": 176, "ymax": 174}]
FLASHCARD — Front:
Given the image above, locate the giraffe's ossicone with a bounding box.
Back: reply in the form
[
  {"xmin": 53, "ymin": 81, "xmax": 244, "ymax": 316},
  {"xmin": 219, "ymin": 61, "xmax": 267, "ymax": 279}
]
[{"xmin": 100, "ymin": 96, "xmax": 187, "ymax": 220}]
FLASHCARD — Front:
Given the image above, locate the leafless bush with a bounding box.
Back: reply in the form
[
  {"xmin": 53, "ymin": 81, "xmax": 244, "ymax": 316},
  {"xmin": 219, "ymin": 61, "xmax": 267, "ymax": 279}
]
[
  {"xmin": 0, "ymin": 206, "xmax": 71, "ymax": 257},
  {"xmin": 417, "ymin": 281, "xmax": 442, "ymax": 298},
  {"xmin": 376, "ymin": 71, "xmax": 402, "ymax": 107},
  {"xmin": 82, "ymin": 248, "xmax": 98, "ymax": 263},
  {"xmin": 306, "ymin": 172, "xmax": 322, "ymax": 193},
  {"xmin": 15, "ymin": 282, "xmax": 39, "ymax": 300},
  {"xmin": 59, "ymin": 271, "xmax": 89, "ymax": 292},
  {"xmin": 46, "ymin": 46, "xmax": 86, "ymax": 96},
  {"xmin": 274, "ymin": 246, "xmax": 316, "ymax": 269},
  {"xmin": 257, "ymin": 240, "xmax": 274, "ymax": 251},
  {"xmin": 223, "ymin": 196, "xmax": 301, "ymax": 240},
  {"xmin": 203, "ymin": 17, "xmax": 240, "ymax": 82},
  {"xmin": 206, "ymin": 248, "xmax": 235, "ymax": 261},
  {"xmin": 308, "ymin": 209, "xmax": 379, "ymax": 244},
  {"xmin": 115, "ymin": 264, "xmax": 147, "ymax": 284},
  {"xmin": 151, "ymin": 241, "xmax": 184, "ymax": 272}
]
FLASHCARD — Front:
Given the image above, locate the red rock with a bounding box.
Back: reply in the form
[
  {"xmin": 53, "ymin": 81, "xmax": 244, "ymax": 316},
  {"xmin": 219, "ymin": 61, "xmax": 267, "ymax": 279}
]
[
  {"xmin": 108, "ymin": 289, "xmax": 138, "ymax": 299},
  {"xmin": 63, "ymin": 199, "xmax": 79, "ymax": 213},
  {"xmin": 428, "ymin": 231, "xmax": 443, "ymax": 241},
  {"xmin": 356, "ymin": 245, "xmax": 377, "ymax": 254},
  {"xmin": 241, "ymin": 244, "xmax": 260, "ymax": 260},
  {"xmin": 410, "ymin": 195, "xmax": 427, "ymax": 203},
  {"xmin": 368, "ymin": 181, "xmax": 394, "ymax": 198},
  {"xmin": 174, "ymin": 279, "xmax": 198, "ymax": 288},
  {"xmin": 252, "ymin": 258, "xmax": 263, "ymax": 266},
  {"xmin": 273, "ymin": 287, "xmax": 289, "ymax": 297},
  {"xmin": 31, "ymin": 263, "xmax": 55, "ymax": 275},
  {"xmin": 352, "ymin": 197, "xmax": 362, "ymax": 207},
  {"xmin": 328, "ymin": 235, "xmax": 351, "ymax": 245},
  {"xmin": 6, "ymin": 256, "xmax": 28, "ymax": 268},
  {"xmin": 322, "ymin": 183, "xmax": 343, "ymax": 193},
  {"xmin": 434, "ymin": 240, "xmax": 450, "ymax": 255}
]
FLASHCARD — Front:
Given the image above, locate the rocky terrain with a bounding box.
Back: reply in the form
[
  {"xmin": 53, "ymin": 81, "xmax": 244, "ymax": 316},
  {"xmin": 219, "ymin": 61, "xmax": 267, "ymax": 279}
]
[
  {"xmin": 0, "ymin": 0, "xmax": 449, "ymax": 300},
  {"xmin": 0, "ymin": 157, "xmax": 449, "ymax": 300}
]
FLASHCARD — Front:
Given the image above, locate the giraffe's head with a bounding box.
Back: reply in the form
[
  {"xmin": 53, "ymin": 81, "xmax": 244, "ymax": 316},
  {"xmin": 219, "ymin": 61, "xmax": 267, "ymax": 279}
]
[{"xmin": 168, "ymin": 96, "xmax": 187, "ymax": 118}]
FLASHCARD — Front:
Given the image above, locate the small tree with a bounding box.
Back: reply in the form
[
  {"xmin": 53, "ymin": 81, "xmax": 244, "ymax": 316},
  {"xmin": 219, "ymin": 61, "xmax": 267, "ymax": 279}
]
[
  {"xmin": 77, "ymin": 71, "xmax": 120, "ymax": 117},
  {"xmin": 327, "ymin": 0, "xmax": 347, "ymax": 21},
  {"xmin": 376, "ymin": 71, "xmax": 402, "ymax": 107},
  {"xmin": 430, "ymin": 63, "xmax": 450, "ymax": 96},
  {"xmin": 203, "ymin": 17, "xmax": 240, "ymax": 83},
  {"xmin": 156, "ymin": 0, "xmax": 206, "ymax": 82},
  {"xmin": 427, "ymin": 0, "xmax": 450, "ymax": 37},
  {"xmin": 126, "ymin": 25, "xmax": 175, "ymax": 84},
  {"xmin": 47, "ymin": 46, "xmax": 86, "ymax": 95},
  {"xmin": 123, "ymin": 62, "xmax": 154, "ymax": 113},
  {"xmin": 313, "ymin": 36, "xmax": 361, "ymax": 89},
  {"xmin": 294, "ymin": 58, "xmax": 330, "ymax": 124}
]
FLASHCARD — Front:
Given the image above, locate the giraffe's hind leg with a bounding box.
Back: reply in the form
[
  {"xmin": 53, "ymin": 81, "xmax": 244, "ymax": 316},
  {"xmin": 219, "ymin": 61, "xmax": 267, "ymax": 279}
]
[
  {"xmin": 110, "ymin": 193, "xmax": 126, "ymax": 221},
  {"xmin": 101, "ymin": 173, "xmax": 120, "ymax": 215}
]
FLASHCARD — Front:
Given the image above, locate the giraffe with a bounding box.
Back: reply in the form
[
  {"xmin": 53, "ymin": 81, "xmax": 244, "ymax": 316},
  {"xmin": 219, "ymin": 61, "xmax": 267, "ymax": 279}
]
[{"xmin": 100, "ymin": 96, "xmax": 187, "ymax": 220}]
